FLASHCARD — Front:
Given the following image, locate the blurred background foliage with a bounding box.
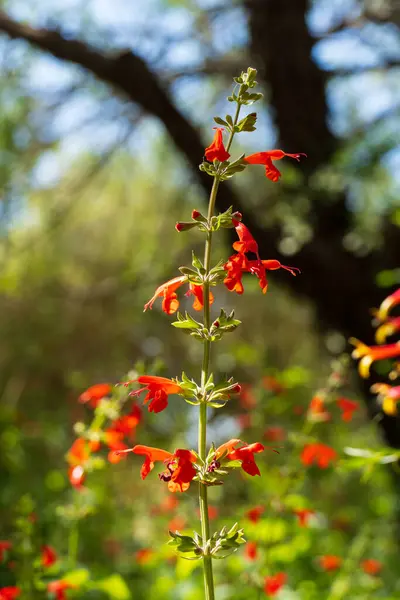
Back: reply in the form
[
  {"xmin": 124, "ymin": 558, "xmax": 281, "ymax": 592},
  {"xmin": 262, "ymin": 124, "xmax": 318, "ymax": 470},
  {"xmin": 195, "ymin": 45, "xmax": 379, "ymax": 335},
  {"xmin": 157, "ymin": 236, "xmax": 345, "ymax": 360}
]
[{"xmin": 0, "ymin": 0, "xmax": 400, "ymax": 598}]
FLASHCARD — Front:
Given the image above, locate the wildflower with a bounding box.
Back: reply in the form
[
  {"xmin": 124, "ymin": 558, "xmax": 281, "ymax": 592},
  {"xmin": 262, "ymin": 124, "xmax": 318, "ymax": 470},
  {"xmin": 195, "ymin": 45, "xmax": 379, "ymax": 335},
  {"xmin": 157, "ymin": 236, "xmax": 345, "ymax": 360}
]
[
  {"xmin": 262, "ymin": 376, "xmax": 285, "ymax": 395},
  {"xmin": 301, "ymin": 443, "xmax": 338, "ymax": 469},
  {"xmin": 168, "ymin": 516, "xmax": 187, "ymax": 531},
  {"xmin": 66, "ymin": 438, "xmax": 100, "ymax": 486},
  {"xmin": 371, "ymin": 383, "xmax": 400, "ymax": 415},
  {"xmin": 115, "ymin": 445, "xmax": 197, "ymax": 493},
  {"xmin": 318, "ymin": 555, "xmax": 342, "ymax": 571},
  {"xmin": 204, "ymin": 127, "xmax": 230, "ymax": 162},
  {"xmin": 41, "ymin": 545, "xmax": 57, "ymax": 568},
  {"xmin": 361, "ymin": 559, "xmax": 382, "ymax": 576},
  {"xmin": 245, "ymin": 541, "xmax": 258, "ymax": 561},
  {"xmin": 125, "ymin": 375, "xmax": 183, "ymax": 414},
  {"xmin": 107, "ymin": 404, "xmax": 142, "ymax": 436},
  {"xmin": 376, "ymin": 288, "xmax": 400, "ymax": 321},
  {"xmin": 144, "ymin": 276, "xmax": 213, "ymax": 315},
  {"xmin": 264, "ymin": 427, "xmax": 286, "ymax": 442},
  {"xmin": 232, "ymin": 220, "xmax": 259, "ymax": 256},
  {"xmin": 239, "ymin": 384, "xmax": 257, "ymax": 408},
  {"xmin": 293, "ymin": 509, "xmax": 314, "ymax": 527},
  {"xmin": 223, "ymin": 254, "xmax": 299, "ymax": 295},
  {"xmin": 135, "ymin": 549, "xmax": 154, "ymax": 564},
  {"xmin": 375, "ymin": 317, "xmax": 400, "ymax": 344},
  {"xmin": 47, "ymin": 580, "xmax": 76, "ymax": 600},
  {"xmin": 350, "ymin": 338, "xmax": 400, "ymax": 378},
  {"xmin": 336, "ymin": 397, "xmax": 359, "ymax": 422},
  {"xmin": 264, "ymin": 572, "xmax": 287, "ymax": 596},
  {"xmin": 246, "ymin": 505, "xmax": 265, "ymax": 523},
  {"xmin": 68, "ymin": 465, "xmax": 85, "ymax": 488},
  {"xmin": 244, "ymin": 149, "xmax": 306, "ymax": 182},
  {"xmin": 307, "ymin": 396, "xmax": 331, "ymax": 422},
  {"xmin": 0, "ymin": 588, "xmax": 20, "ymax": 600},
  {"xmin": 104, "ymin": 430, "xmax": 129, "ymax": 463},
  {"xmin": 79, "ymin": 383, "xmax": 112, "ymax": 408},
  {"xmin": 216, "ymin": 439, "xmax": 265, "ymax": 476},
  {"xmin": 0, "ymin": 541, "xmax": 11, "ymax": 562}
]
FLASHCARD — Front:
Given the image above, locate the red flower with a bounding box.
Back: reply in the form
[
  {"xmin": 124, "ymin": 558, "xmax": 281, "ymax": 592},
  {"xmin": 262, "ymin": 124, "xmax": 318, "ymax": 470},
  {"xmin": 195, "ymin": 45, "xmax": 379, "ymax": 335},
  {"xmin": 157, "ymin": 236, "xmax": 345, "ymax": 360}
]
[
  {"xmin": 0, "ymin": 541, "xmax": 12, "ymax": 562},
  {"xmin": 350, "ymin": 338, "xmax": 400, "ymax": 378},
  {"xmin": 375, "ymin": 316, "xmax": 400, "ymax": 344},
  {"xmin": 224, "ymin": 254, "xmax": 299, "ymax": 295},
  {"xmin": 361, "ymin": 558, "xmax": 382, "ymax": 576},
  {"xmin": 301, "ymin": 443, "xmax": 338, "ymax": 469},
  {"xmin": 264, "ymin": 427, "xmax": 286, "ymax": 442},
  {"xmin": 245, "ymin": 541, "xmax": 258, "ymax": 561},
  {"xmin": 144, "ymin": 276, "xmax": 213, "ymax": 315},
  {"xmin": 66, "ymin": 438, "xmax": 100, "ymax": 487},
  {"xmin": 239, "ymin": 384, "xmax": 257, "ymax": 408},
  {"xmin": 307, "ymin": 396, "xmax": 331, "ymax": 422},
  {"xmin": 0, "ymin": 588, "xmax": 20, "ymax": 600},
  {"xmin": 124, "ymin": 375, "xmax": 183, "ymax": 414},
  {"xmin": 41, "ymin": 545, "xmax": 57, "ymax": 568},
  {"xmin": 319, "ymin": 555, "xmax": 342, "ymax": 571},
  {"xmin": 246, "ymin": 505, "xmax": 265, "ymax": 523},
  {"xmin": 262, "ymin": 376, "xmax": 286, "ymax": 395},
  {"xmin": 264, "ymin": 572, "xmax": 287, "ymax": 596},
  {"xmin": 79, "ymin": 383, "xmax": 112, "ymax": 408},
  {"xmin": 244, "ymin": 149, "xmax": 306, "ymax": 182},
  {"xmin": 216, "ymin": 439, "xmax": 265, "ymax": 476},
  {"xmin": 168, "ymin": 516, "xmax": 187, "ymax": 531},
  {"xmin": 371, "ymin": 383, "xmax": 400, "ymax": 415},
  {"xmin": 376, "ymin": 288, "xmax": 400, "ymax": 321},
  {"xmin": 47, "ymin": 580, "xmax": 76, "ymax": 600},
  {"xmin": 115, "ymin": 445, "xmax": 197, "ymax": 493},
  {"xmin": 135, "ymin": 548, "xmax": 154, "ymax": 564},
  {"xmin": 107, "ymin": 404, "xmax": 142, "ymax": 436},
  {"xmin": 293, "ymin": 509, "xmax": 314, "ymax": 527},
  {"xmin": 336, "ymin": 397, "xmax": 359, "ymax": 422},
  {"xmin": 204, "ymin": 127, "xmax": 230, "ymax": 162},
  {"xmin": 68, "ymin": 465, "xmax": 86, "ymax": 488},
  {"xmin": 232, "ymin": 220, "xmax": 260, "ymax": 256}
]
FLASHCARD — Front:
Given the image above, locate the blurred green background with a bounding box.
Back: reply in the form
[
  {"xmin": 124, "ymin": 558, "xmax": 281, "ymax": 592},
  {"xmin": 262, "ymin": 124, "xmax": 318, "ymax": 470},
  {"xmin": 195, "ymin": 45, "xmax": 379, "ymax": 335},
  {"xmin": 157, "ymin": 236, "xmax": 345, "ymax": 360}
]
[{"xmin": 0, "ymin": 0, "xmax": 400, "ymax": 598}]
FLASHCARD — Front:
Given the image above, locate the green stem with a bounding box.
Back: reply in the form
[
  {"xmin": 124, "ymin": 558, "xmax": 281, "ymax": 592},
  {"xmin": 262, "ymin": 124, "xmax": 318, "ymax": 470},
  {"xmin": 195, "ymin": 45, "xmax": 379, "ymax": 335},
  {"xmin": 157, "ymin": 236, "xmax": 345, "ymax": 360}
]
[
  {"xmin": 198, "ymin": 99, "xmax": 243, "ymax": 600},
  {"xmin": 68, "ymin": 522, "xmax": 79, "ymax": 567}
]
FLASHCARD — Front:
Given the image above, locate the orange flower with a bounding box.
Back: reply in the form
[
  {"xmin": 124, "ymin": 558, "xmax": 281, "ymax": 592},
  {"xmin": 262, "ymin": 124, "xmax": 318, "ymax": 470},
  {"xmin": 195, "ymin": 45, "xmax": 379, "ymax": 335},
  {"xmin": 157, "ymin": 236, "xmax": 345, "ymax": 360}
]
[
  {"xmin": 375, "ymin": 317, "xmax": 400, "ymax": 344},
  {"xmin": 376, "ymin": 288, "xmax": 400, "ymax": 321},
  {"xmin": 125, "ymin": 375, "xmax": 183, "ymax": 414},
  {"xmin": 0, "ymin": 588, "xmax": 20, "ymax": 600},
  {"xmin": 264, "ymin": 427, "xmax": 286, "ymax": 442},
  {"xmin": 224, "ymin": 254, "xmax": 299, "ymax": 295},
  {"xmin": 216, "ymin": 439, "xmax": 265, "ymax": 476},
  {"xmin": 244, "ymin": 149, "xmax": 306, "ymax": 182},
  {"xmin": 245, "ymin": 541, "xmax": 258, "ymax": 561},
  {"xmin": 0, "ymin": 541, "xmax": 12, "ymax": 562},
  {"xmin": 107, "ymin": 404, "xmax": 142, "ymax": 436},
  {"xmin": 264, "ymin": 572, "xmax": 287, "ymax": 596},
  {"xmin": 371, "ymin": 383, "xmax": 400, "ymax": 415},
  {"xmin": 361, "ymin": 558, "xmax": 382, "ymax": 576},
  {"xmin": 350, "ymin": 338, "xmax": 400, "ymax": 378},
  {"xmin": 307, "ymin": 396, "xmax": 331, "ymax": 422},
  {"xmin": 293, "ymin": 509, "xmax": 314, "ymax": 527},
  {"xmin": 246, "ymin": 505, "xmax": 265, "ymax": 523},
  {"xmin": 319, "ymin": 555, "xmax": 342, "ymax": 571},
  {"xmin": 47, "ymin": 580, "xmax": 76, "ymax": 600},
  {"xmin": 336, "ymin": 397, "xmax": 359, "ymax": 422},
  {"xmin": 144, "ymin": 276, "xmax": 213, "ymax": 315},
  {"xmin": 301, "ymin": 443, "xmax": 338, "ymax": 469},
  {"xmin": 204, "ymin": 127, "xmax": 230, "ymax": 162},
  {"xmin": 41, "ymin": 545, "xmax": 57, "ymax": 568},
  {"xmin": 116, "ymin": 445, "xmax": 197, "ymax": 493},
  {"xmin": 232, "ymin": 220, "xmax": 260, "ymax": 256},
  {"xmin": 79, "ymin": 383, "xmax": 112, "ymax": 408},
  {"xmin": 66, "ymin": 438, "xmax": 100, "ymax": 466}
]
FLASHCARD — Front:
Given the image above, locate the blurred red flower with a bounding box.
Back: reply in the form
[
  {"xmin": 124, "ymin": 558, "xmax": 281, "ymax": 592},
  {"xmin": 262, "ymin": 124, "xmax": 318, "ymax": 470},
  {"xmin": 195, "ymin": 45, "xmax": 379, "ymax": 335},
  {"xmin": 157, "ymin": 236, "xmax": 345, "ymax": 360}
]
[
  {"xmin": 293, "ymin": 509, "xmax": 314, "ymax": 527},
  {"xmin": 264, "ymin": 427, "xmax": 286, "ymax": 442},
  {"xmin": 361, "ymin": 559, "xmax": 382, "ymax": 576},
  {"xmin": 245, "ymin": 541, "xmax": 258, "ymax": 561},
  {"xmin": 264, "ymin": 572, "xmax": 287, "ymax": 596},
  {"xmin": 41, "ymin": 545, "xmax": 57, "ymax": 568},
  {"xmin": 301, "ymin": 443, "xmax": 338, "ymax": 469},
  {"xmin": 246, "ymin": 505, "xmax": 265, "ymax": 523},
  {"xmin": 0, "ymin": 542, "xmax": 12, "ymax": 562},
  {"xmin": 79, "ymin": 383, "xmax": 112, "ymax": 408},
  {"xmin": 0, "ymin": 588, "xmax": 20, "ymax": 600},
  {"xmin": 47, "ymin": 580, "xmax": 76, "ymax": 600},
  {"xmin": 336, "ymin": 397, "xmax": 359, "ymax": 422},
  {"xmin": 319, "ymin": 555, "xmax": 342, "ymax": 571}
]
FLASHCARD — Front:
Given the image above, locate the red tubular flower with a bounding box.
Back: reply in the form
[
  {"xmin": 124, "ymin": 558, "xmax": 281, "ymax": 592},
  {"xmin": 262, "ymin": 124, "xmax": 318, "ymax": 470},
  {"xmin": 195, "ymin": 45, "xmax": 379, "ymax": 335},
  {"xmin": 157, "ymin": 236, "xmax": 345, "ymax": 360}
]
[
  {"xmin": 375, "ymin": 317, "xmax": 400, "ymax": 344},
  {"xmin": 232, "ymin": 220, "xmax": 259, "ymax": 256},
  {"xmin": 244, "ymin": 149, "xmax": 306, "ymax": 182},
  {"xmin": 376, "ymin": 288, "xmax": 400, "ymax": 321},
  {"xmin": 361, "ymin": 559, "xmax": 382, "ymax": 576},
  {"xmin": 307, "ymin": 396, "xmax": 331, "ymax": 422},
  {"xmin": 245, "ymin": 541, "xmax": 258, "ymax": 561},
  {"xmin": 371, "ymin": 383, "xmax": 400, "ymax": 415},
  {"xmin": 144, "ymin": 276, "xmax": 213, "ymax": 315},
  {"xmin": 224, "ymin": 254, "xmax": 299, "ymax": 295},
  {"xmin": 66, "ymin": 438, "xmax": 100, "ymax": 466},
  {"xmin": 79, "ymin": 383, "xmax": 112, "ymax": 407},
  {"xmin": 0, "ymin": 541, "xmax": 12, "ymax": 562},
  {"xmin": 185, "ymin": 283, "xmax": 214, "ymax": 311},
  {"xmin": 350, "ymin": 338, "xmax": 400, "ymax": 378},
  {"xmin": 301, "ymin": 443, "xmax": 338, "ymax": 469},
  {"xmin": 47, "ymin": 580, "xmax": 76, "ymax": 600},
  {"xmin": 124, "ymin": 375, "xmax": 183, "ymax": 413},
  {"xmin": 204, "ymin": 127, "xmax": 230, "ymax": 162},
  {"xmin": 41, "ymin": 545, "xmax": 57, "ymax": 568},
  {"xmin": 216, "ymin": 439, "xmax": 265, "ymax": 476},
  {"xmin": 115, "ymin": 445, "xmax": 197, "ymax": 493},
  {"xmin": 293, "ymin": 509, "xmax": 314, "ymax": 527},
  {"xmin": 319, "ymin": 555, "xmax": 342, "ymax": 572},
  {"xmin": 246, "ymin": 505, "xmax": 265, "ymax": 523},
  {"xmin": 264, "ymin": 572, "xmax": 287, "ymax": 596},
  {"xmin": 0, "ymin": 588, "xmax": 20, "ymax": 600},
  {"xmin": 336, "ymin": 397, "xmax": 359, "ymax": 422}
]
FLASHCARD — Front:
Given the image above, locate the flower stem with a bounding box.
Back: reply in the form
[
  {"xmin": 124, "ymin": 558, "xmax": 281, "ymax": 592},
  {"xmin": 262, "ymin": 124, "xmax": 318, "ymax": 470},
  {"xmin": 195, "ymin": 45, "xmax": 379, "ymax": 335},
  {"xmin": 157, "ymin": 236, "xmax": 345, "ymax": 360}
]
[{"xmin": 198, "ymin": 99, "xmax": 243, "ymax": 600}]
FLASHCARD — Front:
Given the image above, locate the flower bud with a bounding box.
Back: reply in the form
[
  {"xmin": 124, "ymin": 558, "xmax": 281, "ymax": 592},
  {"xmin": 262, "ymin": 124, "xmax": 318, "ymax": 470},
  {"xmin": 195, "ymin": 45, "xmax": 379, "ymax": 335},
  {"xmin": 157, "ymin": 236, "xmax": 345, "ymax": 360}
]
[
  {"xmin": 192, "ymin": 210, "xmax": 201, "ymax": 219},
  {"xmin": 175, "ymin": 221, "xmax": 197, "ymax": 232},
  {"xmin": 232, "ymin": 211, "xmax": 242, "ymax": 221}
]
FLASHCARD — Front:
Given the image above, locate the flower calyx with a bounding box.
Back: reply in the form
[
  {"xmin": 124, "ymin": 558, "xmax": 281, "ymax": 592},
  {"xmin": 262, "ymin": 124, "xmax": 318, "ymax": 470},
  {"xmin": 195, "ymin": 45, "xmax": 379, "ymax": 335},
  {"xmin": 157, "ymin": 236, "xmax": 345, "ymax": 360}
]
[
  {"xmin": 208, "ymin": 523, "xmax": 246, "ymax": 559},
  {"xmin": 176, "ymin": 211, "xmax": 209, "ymax": 233},
  {"xmin": 209, "ymin": 206, "xmax": 243, "ymax": 232},
  {"xmin": 167, "ymin": 530, "xmax": 204, "ymax": 560}
]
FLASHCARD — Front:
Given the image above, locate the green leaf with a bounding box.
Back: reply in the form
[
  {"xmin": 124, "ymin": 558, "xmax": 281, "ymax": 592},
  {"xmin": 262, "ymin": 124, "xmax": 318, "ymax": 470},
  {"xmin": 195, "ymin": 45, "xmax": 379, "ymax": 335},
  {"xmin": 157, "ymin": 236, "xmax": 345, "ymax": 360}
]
[
  {"xmin": 63, "ymin": 569, "xmax": 90, "ymax": 586},
  {"xmin": 94, "ymin": 574, "xmax": 131, "ymax": 600},
  {"xmin": 213, "ymin": 116, "xmax": 228, "ymax": 127}
]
